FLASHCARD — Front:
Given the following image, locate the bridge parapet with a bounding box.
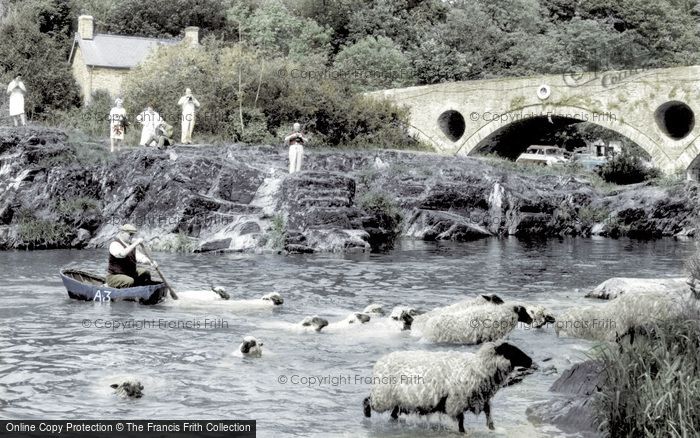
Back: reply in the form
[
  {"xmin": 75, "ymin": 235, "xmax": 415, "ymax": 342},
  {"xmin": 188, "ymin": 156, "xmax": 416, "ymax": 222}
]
[{"xmin": 369, "ymin": 65, "xmax": 700, "ymax": 176}]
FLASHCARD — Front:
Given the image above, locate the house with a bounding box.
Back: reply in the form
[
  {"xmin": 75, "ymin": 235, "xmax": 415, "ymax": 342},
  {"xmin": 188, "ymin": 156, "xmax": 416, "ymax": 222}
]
[{"xmin": 69, "ymin": 15, "xmax": 199, "ymax": 104}]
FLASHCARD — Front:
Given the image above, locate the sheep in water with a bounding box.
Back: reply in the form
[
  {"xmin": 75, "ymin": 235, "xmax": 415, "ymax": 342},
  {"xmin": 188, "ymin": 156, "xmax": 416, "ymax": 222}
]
[
  {"xmin": 239, "ymin": 336, "xmax": 263, "ymax": 358},
  {"xmin": 299, "ymin": 316, "xmax": 330, "ymax": 332},
  {"xmin": 389, "ymin": 306, "xmax": 420, "ymax": 331},
  {"xmin": 409, "ymin": 294, "xmax": 555, "ymax": 344},
  {"xmin": 556, "ymin": 290, "xmax": 692, "ymax": 342},
  {"xmin": 363, "ymin": 303, "xmax": 386, "ymax": 317},
  {"xmin": 322, "ymin": 313, "xmax": 372, "ymax": 332},
  {"xmin": 210, "ymin": 285, "xmax": 230, "ymax": 300},
  {"xmin": 362, "ymin": 342, "xmax": 534, "ymax": 433},
  {"xmin": 261, "ymin": 292, "xmax": 284, "ymax": 306},
  {"xmin": 110, "ymin": 379, "xmax": 144, "ymax": 399}
]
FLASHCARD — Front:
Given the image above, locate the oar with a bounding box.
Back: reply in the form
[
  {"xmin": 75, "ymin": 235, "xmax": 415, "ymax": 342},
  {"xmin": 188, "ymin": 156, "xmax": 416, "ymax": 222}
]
[{"xmin": 139, "ymin": 243, "xmax": 179, "ymax": 300}]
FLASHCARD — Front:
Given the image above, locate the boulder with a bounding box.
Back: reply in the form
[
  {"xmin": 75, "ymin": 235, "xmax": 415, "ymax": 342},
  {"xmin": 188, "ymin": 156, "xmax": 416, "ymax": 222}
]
[
  {"xmin": 586, "ymin": 277, "xmax": 690, "ymax": 300},
  {"xmin": 526, "ymin": 360, "xmax": 606, "ymax": 437}
]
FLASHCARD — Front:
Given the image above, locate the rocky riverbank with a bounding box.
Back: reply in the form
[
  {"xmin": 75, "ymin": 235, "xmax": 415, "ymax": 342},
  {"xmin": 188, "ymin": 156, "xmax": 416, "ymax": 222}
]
[{"xmin": 1, "ymin": 126, "xmax": 699, "ymax": 252}]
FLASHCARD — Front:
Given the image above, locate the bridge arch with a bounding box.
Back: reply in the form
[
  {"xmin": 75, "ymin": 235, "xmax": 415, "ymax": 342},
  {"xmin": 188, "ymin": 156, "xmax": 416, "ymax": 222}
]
[{"xmin": 452, "ymin": 104, "xmax": 673, "ymax": 169}]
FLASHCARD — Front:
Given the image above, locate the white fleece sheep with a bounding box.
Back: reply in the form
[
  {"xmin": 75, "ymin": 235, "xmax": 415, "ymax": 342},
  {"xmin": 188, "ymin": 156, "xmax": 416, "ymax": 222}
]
[
  {"xmin": 362, "ymin": 342, "xmax": 534, "ymax": 433},
  {"xmin": 363, "ymin": 303, "xmax": 386, "ymax": 317},
  {"xmin": 322, "ymin": 313, "xmax": 371, "ymax": 332},
  {"xmin": 238, "ymin": 336, "xmax": 263, "ymax": 358},
  {"xmin": 410, "ymin": 294, "xmax": 554, "ymax": 344},
  {"xmin": 170, "ymin": 289, "xmax": 284, "ymax": 310},
  {"xmin": 298, "ymin": 315, "xmax": 330, "ymax": 332},
  {"xmin": 389, "ymin": 306, "xmax": 420, "ymax": 330},
  {"xmin": 110, "ymin": 379, "xmax": 144, "ymax": 399},
  {"xmin": 556, "ymin": 290, "xmax": 692, "ymax": 342}
]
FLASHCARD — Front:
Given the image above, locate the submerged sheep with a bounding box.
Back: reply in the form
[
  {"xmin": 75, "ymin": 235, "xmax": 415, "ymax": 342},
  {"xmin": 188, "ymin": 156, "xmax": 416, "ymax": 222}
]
[
  {"xmin": 410, "ymin": 294, "xmax": 554, "ymax": 344},
  {"xmin": 389, "ymin": 306, "xmax": 420, "ymax": 331},
  {"xmin": 239, "ymin": 336, "xmax": 263, "ymax": 358},
  {"xmin": 110, "ymin": 379, "xmax": 144, "ymax": 399},
  {"xmin": 299, "ymin": 316, "xmax": 330, "ymax": 332},
  {"xmin": 172, "ymin": 289, "xmax": 284, "ymax": 310},
  {"xmin": 556, "ymin": 290, "xmax": 693, "ymax": 342},
  {"xmin": 363, "ymin": 342, "xmax": 534, "ymax": 433}
]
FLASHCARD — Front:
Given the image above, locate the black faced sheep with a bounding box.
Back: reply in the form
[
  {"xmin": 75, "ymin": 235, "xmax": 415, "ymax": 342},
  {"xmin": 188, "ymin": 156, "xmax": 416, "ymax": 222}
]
[
  {"xmin": 110, "ymin": 379, "xmax": 144, "ymax": 399},
  {"xmin": 362, "ymin": 341, "xmax": 534, "ymax": 432},
  {"xmin": 239, "ymin": 336, "xmax": 263, "ymax": 357},
  {"xmin": 410, "ymin": 294, "xmax": 554, "ymax": 344}
]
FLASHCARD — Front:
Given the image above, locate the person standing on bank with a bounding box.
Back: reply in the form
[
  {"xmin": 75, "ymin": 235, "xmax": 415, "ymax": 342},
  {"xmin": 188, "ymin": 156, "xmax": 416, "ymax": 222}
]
[
  {"xmin": 6, "ymin": 74, "xmax": 27, "ymax": 127},
  {"xmin": 284, "ymin": 122, "xmax": 307, "ymax": 174},
  {"xmin": 106, "ymin": 224, "xmax": 157, "ymax": 288},
  {"xmin": 137, "ymin": 105, "xmax": 162, "ymax": 147},
  {"xmin": 109, "ymin": 98, "xmax": 127, "ymax": 153},
  {"xmin": 177, "ymin": 88, "xmax": 200, "ymax": 144}
]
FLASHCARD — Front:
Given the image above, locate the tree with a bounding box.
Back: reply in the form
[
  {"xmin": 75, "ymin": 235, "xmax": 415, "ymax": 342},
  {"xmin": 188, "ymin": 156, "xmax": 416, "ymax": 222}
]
[
  {"xmin": 103, "ymin": 0, "xmax": 229, "ymax": 39},
  {"xmin": 0, "ymin": 0, "xmax": 80, "ymax": 118},
  {"xmin": 333, "ymin": 36, "xmax": 414, "ymax": 90}
]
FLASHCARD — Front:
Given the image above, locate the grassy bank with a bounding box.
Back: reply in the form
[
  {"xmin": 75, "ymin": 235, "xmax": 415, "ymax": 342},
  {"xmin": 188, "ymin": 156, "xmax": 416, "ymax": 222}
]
[
  {"xmin": 593, "ymin": 256, "xmax": 700, "ymax": 438},
  {"xmin": 595, "ymin": 309, "xmax": 700, "ymax": 437}
]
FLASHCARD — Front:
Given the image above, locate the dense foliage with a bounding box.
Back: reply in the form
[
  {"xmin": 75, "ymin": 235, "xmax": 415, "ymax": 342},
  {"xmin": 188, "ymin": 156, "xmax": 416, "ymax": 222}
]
[
  {"xmin": 1, "ymin": 0, "xmax": 699, "ymax": 147},
  {"xmin": 596, "ymin": 153, "xmax": 662, "ymax": 185},
  {"xmin": 0, "ymin": 0, "xmax": 80, "ymax": 117}
]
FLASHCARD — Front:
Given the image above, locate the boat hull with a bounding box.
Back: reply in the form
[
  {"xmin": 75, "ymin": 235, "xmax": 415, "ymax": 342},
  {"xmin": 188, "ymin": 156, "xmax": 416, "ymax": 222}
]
[{"xmin": 61, "ymin": 269, "xmax": 168, "ymax": 305}]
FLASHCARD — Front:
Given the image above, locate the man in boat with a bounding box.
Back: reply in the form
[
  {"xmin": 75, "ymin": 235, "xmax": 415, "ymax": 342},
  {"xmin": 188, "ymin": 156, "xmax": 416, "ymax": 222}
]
[{"xmin": 106, "ymin": 224, "xmax": 157, "ymax": 288}]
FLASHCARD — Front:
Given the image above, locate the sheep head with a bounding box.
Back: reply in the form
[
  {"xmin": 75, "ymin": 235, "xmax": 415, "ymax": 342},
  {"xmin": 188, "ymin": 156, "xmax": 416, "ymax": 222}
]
[
  {"xmin": 494, "ymin": 342, "xmax": 533, "ymax": 369},
  {"xmin": 239, "ymin": 336, "xmax": 263, "ymax": 357},
  {"xmin": 262, "ymin": 292, "xmax": 284, "ymax": 305},
  {"xmin": 301, "ymin": 316, "xmax": 329, "ymax": 332}
]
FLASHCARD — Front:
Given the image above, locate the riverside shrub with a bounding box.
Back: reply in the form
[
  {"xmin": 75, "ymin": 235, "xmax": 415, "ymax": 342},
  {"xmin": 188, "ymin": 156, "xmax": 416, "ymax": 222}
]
[
  {"xmin": 121, "ymin": 42, "xmax": 421, "ymax": 149},
  {"xmin": 596, "ymin": 154, "xmax": 661, "ymax": 185}
]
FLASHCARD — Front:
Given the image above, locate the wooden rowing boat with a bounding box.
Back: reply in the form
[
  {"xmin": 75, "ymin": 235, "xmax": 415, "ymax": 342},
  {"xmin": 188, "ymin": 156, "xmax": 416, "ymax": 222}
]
[{"xmin": 60, "ymin": 269, "xmax": 168, "ymax": 305}]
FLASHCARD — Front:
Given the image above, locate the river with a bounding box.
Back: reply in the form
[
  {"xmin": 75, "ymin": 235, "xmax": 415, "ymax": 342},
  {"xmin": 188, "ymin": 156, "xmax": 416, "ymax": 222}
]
[{"xmin": 0, "ymin": 237, "xmax": 695, "ymax": 437}]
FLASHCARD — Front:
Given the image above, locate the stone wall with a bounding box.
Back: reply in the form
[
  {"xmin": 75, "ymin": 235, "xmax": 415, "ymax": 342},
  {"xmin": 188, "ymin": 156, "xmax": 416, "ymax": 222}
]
[{"xmin": 71, "ymin": 47, "xmax": 129, "ymax": 104}]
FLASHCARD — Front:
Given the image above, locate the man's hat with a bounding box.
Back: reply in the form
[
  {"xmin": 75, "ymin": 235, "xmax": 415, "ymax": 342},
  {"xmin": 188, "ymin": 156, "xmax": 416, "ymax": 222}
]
[
  {"xmin": 120, "ymin": 224, "xmax": 138, "ymax": 234},
  {"xmin": 115, "ymin": 98, "xmax": 123, "ymax": 105}
]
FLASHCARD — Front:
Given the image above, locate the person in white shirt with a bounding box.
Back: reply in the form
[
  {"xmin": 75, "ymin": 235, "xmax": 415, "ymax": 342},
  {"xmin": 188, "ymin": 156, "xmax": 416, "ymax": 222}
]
[
  {"xmin": 106, "ymin": 224, "xmax": 157, "ymax": 288},
  {"xmin": 177, "ymin": 88, "xmax": 200, "ymax": 144},
  {"xmin": 136, "ymin": 105, "xmax": 163, "ymax": 147},
  {"xmin": 6, "ymin": 75, "xmax": 27, "ymax": 127},
  {"xmin": 109, "ymin": 98, "xmax": 127, "ymax": 152},
  {"xmin": 284, "ymin": 123, "xmax": 307, "ymax": 174}
]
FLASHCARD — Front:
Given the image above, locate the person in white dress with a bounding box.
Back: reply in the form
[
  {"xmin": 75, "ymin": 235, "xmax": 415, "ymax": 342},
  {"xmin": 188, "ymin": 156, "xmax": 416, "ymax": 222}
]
[
  {"xmin": 284, "ymin": 123, "xmax": 307, "ymax": 174},
  {"xmin": 136, "ymin": 105, "xmax": 162, "ymax": 147},
  {"xmin": 6, "ymin": 75, "xmax": 27, "ymax": 127},
  {"xmin": 177, "ymin": 88, "xmax": 200, "ymax": 144},
  {"xmin": 109, "ymin": 98, "xmax": 127, "ymax": 152}
]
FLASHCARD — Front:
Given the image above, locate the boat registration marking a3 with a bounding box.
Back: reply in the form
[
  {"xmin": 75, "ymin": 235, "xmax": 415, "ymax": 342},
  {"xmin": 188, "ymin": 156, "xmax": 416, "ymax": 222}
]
[{"xmin": 93, "ymin": 290, "xmax": 112, "ymax": 302}]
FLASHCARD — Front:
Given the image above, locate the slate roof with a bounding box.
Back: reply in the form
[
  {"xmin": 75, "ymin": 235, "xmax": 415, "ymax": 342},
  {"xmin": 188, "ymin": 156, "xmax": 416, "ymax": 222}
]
[{"xmin": 69, "ymin": 33, "xmax": 179, "ymax": 69}]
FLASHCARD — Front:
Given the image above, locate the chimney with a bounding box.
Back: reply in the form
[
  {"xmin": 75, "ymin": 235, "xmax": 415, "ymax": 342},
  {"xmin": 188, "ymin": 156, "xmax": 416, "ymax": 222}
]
[
  {"xmin": 78, "ymin": 15, "xmax": 94, "ymax": 40},
  {"xmin": 184, "ymin": 26, "xmax": 199, "ymax": 47}
]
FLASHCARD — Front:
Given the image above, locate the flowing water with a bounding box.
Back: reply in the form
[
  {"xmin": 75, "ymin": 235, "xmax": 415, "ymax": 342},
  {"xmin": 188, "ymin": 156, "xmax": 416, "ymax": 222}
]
[{"xmin": 0, "ymin": 237, "xmax": 695, "ymax": 437}]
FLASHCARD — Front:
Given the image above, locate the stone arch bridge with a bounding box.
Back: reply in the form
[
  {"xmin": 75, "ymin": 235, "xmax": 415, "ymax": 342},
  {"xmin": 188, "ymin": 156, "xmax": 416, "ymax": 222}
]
[{"xmin": 369, "ymin": 66, "xmax": 700, "ymax": 177}]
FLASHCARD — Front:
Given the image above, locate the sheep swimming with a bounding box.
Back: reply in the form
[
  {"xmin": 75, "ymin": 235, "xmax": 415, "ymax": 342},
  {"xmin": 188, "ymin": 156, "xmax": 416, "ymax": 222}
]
[
  {"xmin": 262, "ymin": 292, "xmax": 284, "ymax": 306},
  {"xmin": 110, "ymin": 379, "xmax": 144, "ymax": 399},
  {"xmin": 299, "ymin": 316, "xmax": 330, "ymax": 332},
  {"xmin": 362, "ymin": 341, "xmax": 534, "ymax": 433},
  {"xmin": 172, "ymin": 290, "xmax": 284, "ymax": 310},
  {"xmin": 410, "ymin": 295, "xmax": 554, "ymax": 344},
  {"xmin": 210, "ymin": 285, "xmax": 230, "ymax": 300},
  {"xmin": 239, "ymin": 336, "xmax": 263, "ymax": 358},
  {"xmin": 298, "ymin": 313, "xmax": 371, "ymax": 333},
  {"xmin": 556, "ymin": 291, "xmax": 692, "ymax": 342},
  {"xmin": 363, "ymin": 303, "xmax": 386, "ymax": 317},
  {"xmin": 389, "ymin": 306, "xmax": 420, "ymax": 331}
]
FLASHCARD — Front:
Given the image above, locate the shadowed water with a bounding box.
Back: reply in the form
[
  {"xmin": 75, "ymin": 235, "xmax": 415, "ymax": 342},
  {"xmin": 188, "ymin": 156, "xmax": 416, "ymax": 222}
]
[{"xmin": 0, "ymin": 237, "xmax": 694, "ymax": 437}]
